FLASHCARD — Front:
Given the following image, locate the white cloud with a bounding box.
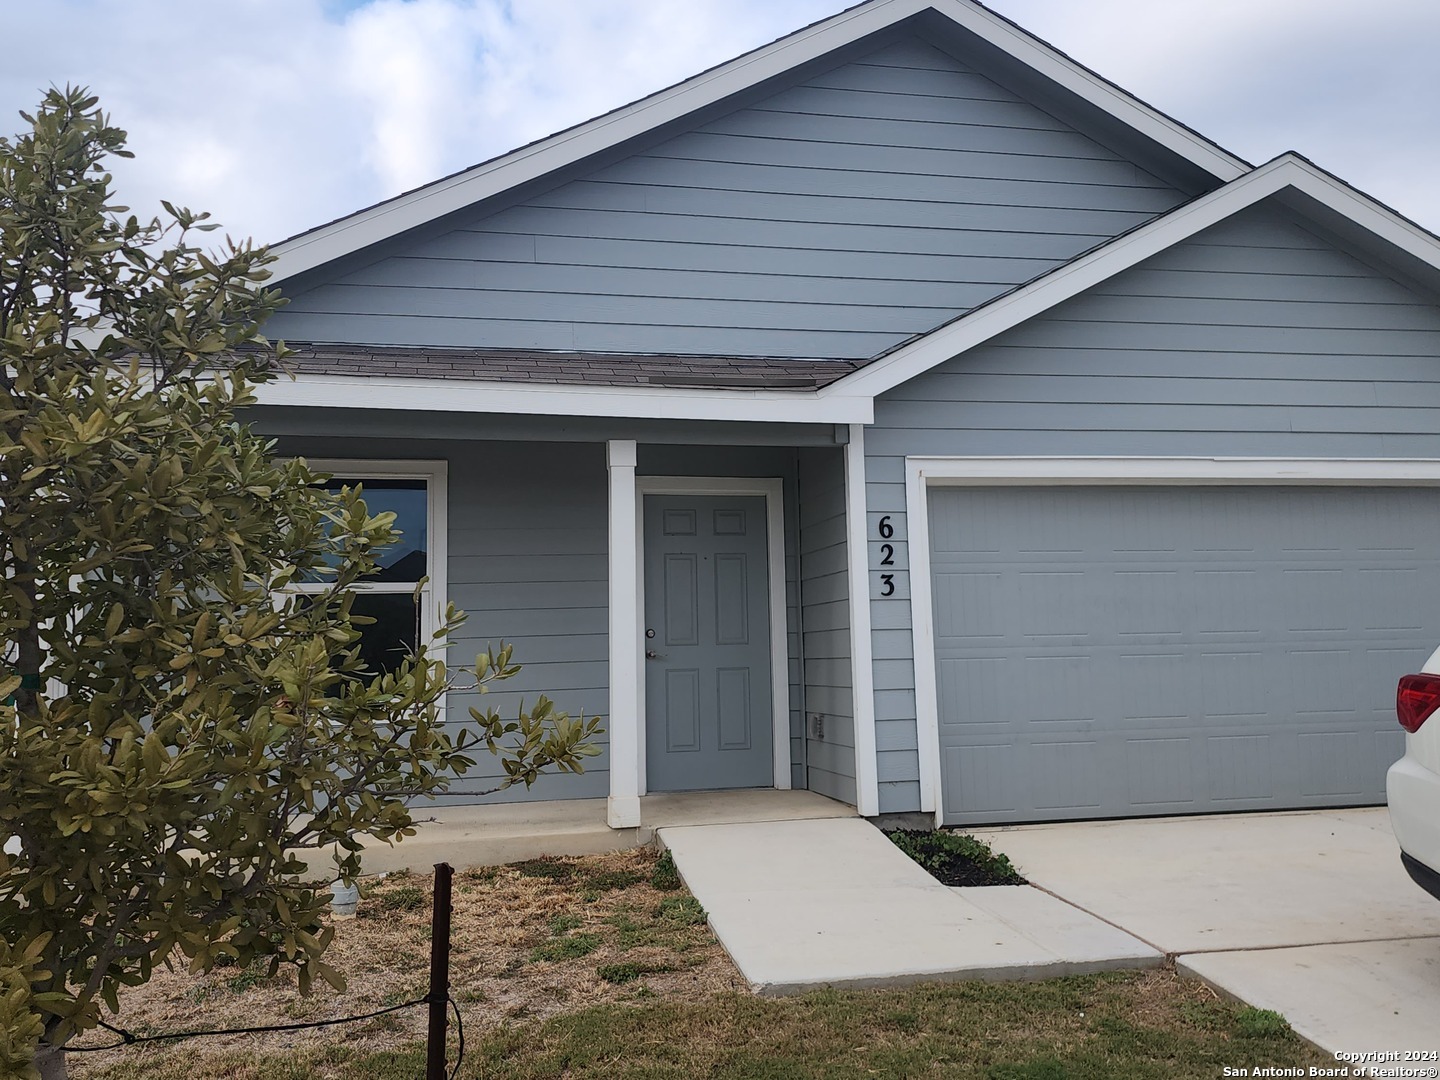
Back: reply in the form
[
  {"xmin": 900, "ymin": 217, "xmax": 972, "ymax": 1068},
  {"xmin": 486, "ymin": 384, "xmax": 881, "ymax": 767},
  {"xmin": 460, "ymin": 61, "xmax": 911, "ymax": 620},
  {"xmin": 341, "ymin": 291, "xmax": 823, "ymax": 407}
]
[{"xmin": 1, "ymin": 0, "xmax": 1437, "ymax": 244}]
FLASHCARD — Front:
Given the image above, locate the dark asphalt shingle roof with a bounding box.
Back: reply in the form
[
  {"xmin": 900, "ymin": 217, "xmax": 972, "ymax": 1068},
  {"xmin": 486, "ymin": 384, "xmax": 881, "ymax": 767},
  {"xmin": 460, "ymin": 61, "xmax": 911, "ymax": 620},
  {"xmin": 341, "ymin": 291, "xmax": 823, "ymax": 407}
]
[{"xmin": 280, "ymin": 344, "xmax": 860, "ymax": 390}]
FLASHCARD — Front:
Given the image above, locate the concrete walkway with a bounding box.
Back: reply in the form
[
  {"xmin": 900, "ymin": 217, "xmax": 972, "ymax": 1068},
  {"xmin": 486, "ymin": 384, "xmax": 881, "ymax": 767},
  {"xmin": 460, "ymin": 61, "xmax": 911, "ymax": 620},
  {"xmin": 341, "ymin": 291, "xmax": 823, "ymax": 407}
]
[
  {"xmin": 660, "ymin": 817, "xmax": 1159, "ymax": 994},
  {"xmin": 970, "ymin": 809, "xmax": 1440, "ymax": 1056}
]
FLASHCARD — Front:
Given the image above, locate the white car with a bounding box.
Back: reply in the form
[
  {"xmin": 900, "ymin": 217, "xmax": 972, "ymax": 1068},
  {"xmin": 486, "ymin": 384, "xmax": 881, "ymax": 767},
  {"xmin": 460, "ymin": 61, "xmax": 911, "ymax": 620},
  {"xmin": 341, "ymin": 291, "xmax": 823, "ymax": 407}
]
[{"xmin": 1388, "ymin": 646, "xmax": 1440, "ymax": 901}]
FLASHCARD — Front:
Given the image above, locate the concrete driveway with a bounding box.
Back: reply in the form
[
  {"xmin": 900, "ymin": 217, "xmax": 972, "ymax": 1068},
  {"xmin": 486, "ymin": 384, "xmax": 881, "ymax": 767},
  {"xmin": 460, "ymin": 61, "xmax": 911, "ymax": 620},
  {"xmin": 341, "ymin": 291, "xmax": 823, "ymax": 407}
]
[{"xmin": 970, "ymin": 809, "xmax": 1440, "ymax": 1058}]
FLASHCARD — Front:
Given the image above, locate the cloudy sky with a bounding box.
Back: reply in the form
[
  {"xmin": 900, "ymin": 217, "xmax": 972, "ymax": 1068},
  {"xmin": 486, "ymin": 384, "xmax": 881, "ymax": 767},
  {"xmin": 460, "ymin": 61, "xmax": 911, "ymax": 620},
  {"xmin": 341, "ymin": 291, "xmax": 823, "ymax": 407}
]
[{"xmin": 2, "ymin": 0, "xmax": 1437, "ymax": 245}]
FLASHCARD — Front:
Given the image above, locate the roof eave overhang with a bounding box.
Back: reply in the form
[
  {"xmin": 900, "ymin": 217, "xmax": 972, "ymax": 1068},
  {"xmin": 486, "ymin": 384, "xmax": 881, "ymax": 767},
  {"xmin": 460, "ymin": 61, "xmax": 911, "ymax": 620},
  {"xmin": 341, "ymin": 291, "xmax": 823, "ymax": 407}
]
[
  {"xmin": 251, "ymin": 372, "xmax": 875, "ymax": 425},
  {"xmin": 267, "ymin": 0, "xmax": 1247, "ymax": 285}
]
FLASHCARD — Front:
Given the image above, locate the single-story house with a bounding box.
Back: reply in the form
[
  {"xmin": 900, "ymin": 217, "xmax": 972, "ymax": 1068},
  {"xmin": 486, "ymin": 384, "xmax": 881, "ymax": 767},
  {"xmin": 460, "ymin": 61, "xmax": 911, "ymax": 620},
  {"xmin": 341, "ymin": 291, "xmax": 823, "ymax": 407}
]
[{"xmin": 250, "ymin": 0, "xmax": 1440, "ymax": 829}]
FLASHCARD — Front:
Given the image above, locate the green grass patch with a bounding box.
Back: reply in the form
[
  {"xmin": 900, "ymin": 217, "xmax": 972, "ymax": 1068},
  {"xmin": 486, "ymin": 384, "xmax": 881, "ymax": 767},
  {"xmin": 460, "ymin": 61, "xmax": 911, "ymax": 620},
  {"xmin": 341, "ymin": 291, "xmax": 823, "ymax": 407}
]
[
  {"xmin": 650, "ymin": 850, "xmax": 682, "ymax": 890},
  {"xmin": 512, "ymin": 857, "xmax": 574, "ymax": 882},
  {"xmin": 581, "ymin": 868, "xmax": 643, "ymax": 892},
  {"xmin": 529, "ymin": 932, "xmax": 602, "ymax": 963},
  {"xmin": 223, "ymin": 961, "xmax": 267, "ymax": 994},
  {"xmin": 596, "ymin": 960, "xmax": 677, "ymax": 984},
  {"xmin": 548, "ymin": 913, "xmax": 583, "ymax": 935},
  {"xmin": 1234, "ymin": 1007, "xmax": 1291, "ymax": 1039},
  {"xmin": 373, "ymin": 883, "xmax": 427, "ymax": 912},
  {"xmin": 653, "ymin": 895, "xmax": 706, "ymax": 926}
]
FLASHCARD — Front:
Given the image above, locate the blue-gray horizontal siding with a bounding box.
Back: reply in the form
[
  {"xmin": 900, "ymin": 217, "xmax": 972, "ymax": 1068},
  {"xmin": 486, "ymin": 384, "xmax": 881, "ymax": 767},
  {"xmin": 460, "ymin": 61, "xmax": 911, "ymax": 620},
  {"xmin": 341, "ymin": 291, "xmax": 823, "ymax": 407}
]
[
  {"xmin": 261, "ymin": 426, "xmax": 816, "ymax": 803},
  {"xmin": 266, "ymin": 434, "xmax": 611, "ymax": 804},
  {"xmin": 798, "ymin": 447, "xmax": 856, "ymax": 804},
  {"xmin": 863, "ymin": 202, "xmax": 1440, "ymax": 813},
  {"xmin": 269, "ymin": 35, "xmax": 1187, "ymax": 358}
]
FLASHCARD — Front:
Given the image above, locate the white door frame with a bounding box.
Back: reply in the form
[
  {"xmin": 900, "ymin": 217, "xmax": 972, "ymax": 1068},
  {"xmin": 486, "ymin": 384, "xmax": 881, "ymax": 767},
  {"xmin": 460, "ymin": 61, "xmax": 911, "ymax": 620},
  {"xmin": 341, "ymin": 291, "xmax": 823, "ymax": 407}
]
[
  {"xmin": 906, "ymin": 455, "xmax": 1440, "ymax": 828},
  {"xmin": 632, "ymin": 476, "xmax": 792, "ymax": 798}
]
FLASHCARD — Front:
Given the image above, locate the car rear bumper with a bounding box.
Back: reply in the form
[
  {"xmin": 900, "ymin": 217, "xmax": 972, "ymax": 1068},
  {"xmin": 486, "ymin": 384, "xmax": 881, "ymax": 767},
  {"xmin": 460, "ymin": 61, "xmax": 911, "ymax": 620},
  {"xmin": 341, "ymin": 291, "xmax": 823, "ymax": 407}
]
[
  {"xmin": 1401, "ymin": 852, "xmax": 1440, "ymax": 902},
  {"xmin": 1387, "ymin": 755, "xmax": 1440, "ymax": 895}
]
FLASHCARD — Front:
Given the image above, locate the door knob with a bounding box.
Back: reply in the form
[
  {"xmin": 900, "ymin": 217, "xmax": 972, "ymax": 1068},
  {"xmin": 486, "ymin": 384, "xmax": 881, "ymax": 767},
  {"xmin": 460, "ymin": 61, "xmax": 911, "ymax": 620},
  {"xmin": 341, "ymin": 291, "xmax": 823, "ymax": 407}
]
[{"xmin": 645, "ymin": 650, "xmax": 658, "ymax": 659}]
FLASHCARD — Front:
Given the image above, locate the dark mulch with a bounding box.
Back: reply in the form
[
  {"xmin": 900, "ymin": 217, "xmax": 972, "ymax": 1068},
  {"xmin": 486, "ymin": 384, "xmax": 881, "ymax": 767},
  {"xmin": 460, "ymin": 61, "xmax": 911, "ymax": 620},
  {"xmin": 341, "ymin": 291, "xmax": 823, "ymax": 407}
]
[{"xmin": 884, "ymin": 828, "xmax": 1028, "ymax": 887}]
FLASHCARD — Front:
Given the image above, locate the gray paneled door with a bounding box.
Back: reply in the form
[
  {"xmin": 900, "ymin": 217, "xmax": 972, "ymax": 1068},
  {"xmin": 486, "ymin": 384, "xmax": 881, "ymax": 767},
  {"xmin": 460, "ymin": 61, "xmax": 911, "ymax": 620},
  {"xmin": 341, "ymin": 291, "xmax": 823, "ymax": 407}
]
[
  {"xmin": 644, "ymin": 494, "xmax": 773, "ymax": 792},
  {"xmin": 930, "ymin": 486, "xmax": 1438, "ymax": 825}
]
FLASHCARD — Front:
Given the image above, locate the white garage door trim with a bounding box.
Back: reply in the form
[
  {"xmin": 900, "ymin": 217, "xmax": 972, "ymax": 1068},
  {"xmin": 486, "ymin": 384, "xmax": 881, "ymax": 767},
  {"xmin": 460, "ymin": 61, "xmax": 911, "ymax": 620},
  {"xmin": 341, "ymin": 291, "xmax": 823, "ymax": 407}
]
[{"xmin": 905, "ymin": 456, "xmax": 1440, "ymax": 827}]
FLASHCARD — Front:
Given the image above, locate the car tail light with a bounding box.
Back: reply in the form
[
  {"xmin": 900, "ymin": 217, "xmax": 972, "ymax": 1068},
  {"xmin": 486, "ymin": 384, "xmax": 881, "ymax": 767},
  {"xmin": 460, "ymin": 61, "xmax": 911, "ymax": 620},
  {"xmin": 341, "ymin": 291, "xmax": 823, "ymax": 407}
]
[{"xmin": 1397, "ymin": 673, "xmax": 1440, "ymax": 733}]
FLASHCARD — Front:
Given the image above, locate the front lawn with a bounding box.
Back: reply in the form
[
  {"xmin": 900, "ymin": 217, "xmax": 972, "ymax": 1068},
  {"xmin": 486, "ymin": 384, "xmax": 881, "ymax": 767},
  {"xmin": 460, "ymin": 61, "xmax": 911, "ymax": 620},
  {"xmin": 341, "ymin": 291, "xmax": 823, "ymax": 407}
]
[{"xmin": 67, "ymin": 850, "xmax": 1332, "ymax": 1079}]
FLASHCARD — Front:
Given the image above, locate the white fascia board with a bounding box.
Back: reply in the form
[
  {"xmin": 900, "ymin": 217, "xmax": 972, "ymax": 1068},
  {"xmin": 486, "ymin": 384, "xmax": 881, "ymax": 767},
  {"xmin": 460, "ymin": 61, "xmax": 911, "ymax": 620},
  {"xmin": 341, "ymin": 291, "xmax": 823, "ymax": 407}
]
[
  {"xmin": 252, "ymin": 373, "xmax": 874, "ymax": 425},
  {"xmin": 830, "ymin": 155, "xmax": 1440, "ymax": 400},
  {"xmin": 909, "ymin": 455, "xmax": 1440, "ymax": 484},
  {"xmin": 268, "ymin": 0, "xmax": 1244, "ymax": 283}
]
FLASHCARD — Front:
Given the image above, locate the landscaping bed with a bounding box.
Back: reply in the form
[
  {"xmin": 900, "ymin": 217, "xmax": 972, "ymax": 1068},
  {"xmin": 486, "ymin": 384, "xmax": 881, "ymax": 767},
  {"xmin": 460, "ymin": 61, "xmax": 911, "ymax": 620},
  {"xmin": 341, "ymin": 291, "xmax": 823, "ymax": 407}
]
[{"xmin": 885, "ymin": 828, "xmax": 1027, "ymax": 886}]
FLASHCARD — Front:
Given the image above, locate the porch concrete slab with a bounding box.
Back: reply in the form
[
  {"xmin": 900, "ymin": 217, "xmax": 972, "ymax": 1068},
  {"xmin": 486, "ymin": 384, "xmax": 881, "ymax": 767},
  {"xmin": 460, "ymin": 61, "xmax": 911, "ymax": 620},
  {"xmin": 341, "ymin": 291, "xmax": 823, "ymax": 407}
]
[
  {"xmin": 659, "ymin": 817, "xmax": 1161, "ymax": 994},
  {"xmin": 297, "ymin": 790, "xmax": 855, "ymax": 878},
  {"xmin": 326, "ymin": 799, "xmax": 641, "ymax": 877},
  {"xmin": 968, "ymin": 809, "xmax": 1440, "ymax": 954},
  {"xmin": 1179, "ymin": 938, "xmax": 1440, "ymax": 1057},
  {"xmin": 640, "ymin": 789, "xmax": 855, "ymax": 828}
]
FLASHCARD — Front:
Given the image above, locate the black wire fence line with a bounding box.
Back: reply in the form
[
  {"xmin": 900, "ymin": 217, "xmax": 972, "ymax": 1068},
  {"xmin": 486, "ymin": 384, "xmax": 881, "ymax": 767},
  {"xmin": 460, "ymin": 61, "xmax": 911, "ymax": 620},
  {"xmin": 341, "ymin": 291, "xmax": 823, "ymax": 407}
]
[{"xmin": 62, "ymin": 990, "xmax": 466, "ymax": 1079}]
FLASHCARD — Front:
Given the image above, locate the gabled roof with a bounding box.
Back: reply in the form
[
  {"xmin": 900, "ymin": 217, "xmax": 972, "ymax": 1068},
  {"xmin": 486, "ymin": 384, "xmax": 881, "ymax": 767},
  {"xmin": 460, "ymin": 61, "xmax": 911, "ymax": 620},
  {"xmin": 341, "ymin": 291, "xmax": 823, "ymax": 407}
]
[
  {"xmin": 267, "ymin": 0, "xmax": 1248, "ymax": 284},
  {"xmin": 827, "ymin": 153, "xmax": 1440, "ymax": 399}
]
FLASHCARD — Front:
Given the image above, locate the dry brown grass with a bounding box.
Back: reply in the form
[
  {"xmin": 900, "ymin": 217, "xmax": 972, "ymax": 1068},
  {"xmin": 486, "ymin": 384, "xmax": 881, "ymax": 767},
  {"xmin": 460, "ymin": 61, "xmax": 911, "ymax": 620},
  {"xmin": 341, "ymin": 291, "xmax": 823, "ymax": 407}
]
[{"xmin": 69, "ymin": 848, "xmax": 740, "ymax": 1077}]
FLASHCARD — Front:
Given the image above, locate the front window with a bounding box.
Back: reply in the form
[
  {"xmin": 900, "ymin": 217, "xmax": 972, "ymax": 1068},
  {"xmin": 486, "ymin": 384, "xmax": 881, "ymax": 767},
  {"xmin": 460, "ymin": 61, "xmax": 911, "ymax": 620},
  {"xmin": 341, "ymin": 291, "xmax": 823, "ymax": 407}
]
[{"xmin": 297, "ymin": 462, "xmax": 447, "ymax": 681}]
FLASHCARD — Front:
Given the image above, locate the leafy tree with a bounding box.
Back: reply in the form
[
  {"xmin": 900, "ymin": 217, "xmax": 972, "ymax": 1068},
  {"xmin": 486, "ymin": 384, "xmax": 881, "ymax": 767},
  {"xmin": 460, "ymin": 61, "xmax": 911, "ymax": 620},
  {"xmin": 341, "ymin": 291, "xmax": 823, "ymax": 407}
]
[{"xmin": 0, "ymin": 88, "xmax": 601, "ymax": 1078}]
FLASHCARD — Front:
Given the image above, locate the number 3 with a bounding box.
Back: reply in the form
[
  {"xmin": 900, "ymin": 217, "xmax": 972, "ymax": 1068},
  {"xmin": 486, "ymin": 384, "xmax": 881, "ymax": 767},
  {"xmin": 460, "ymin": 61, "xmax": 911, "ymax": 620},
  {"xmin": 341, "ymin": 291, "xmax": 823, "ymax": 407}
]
[{"xmin": 880, "ymin": 573, "xmax": 894, "ymax": 597}]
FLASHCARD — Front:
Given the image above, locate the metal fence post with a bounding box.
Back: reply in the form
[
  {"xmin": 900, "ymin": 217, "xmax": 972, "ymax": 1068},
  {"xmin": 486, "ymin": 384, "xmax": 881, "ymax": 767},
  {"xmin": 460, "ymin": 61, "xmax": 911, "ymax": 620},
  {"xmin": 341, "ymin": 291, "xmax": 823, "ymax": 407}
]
[{"xmin": 426, "ymin": 862, "xmax": 454, "ymax": 1080}]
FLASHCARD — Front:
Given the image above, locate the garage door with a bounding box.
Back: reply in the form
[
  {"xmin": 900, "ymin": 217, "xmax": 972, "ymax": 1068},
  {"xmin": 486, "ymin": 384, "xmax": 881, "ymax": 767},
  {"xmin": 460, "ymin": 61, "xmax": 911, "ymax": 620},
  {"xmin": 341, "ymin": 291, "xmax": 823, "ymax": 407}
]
[{"xmin": 930, "ymin": 486, "xmax": 1436, "ymax": 825}]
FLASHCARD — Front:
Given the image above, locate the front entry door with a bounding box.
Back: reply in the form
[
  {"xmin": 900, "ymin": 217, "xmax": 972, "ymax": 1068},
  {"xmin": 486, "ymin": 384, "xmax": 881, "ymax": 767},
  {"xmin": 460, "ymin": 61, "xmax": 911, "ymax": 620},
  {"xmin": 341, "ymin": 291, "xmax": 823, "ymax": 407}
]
[{"xmin": 644, "ymin": 494, "xmax": 773, "ymax": 792}]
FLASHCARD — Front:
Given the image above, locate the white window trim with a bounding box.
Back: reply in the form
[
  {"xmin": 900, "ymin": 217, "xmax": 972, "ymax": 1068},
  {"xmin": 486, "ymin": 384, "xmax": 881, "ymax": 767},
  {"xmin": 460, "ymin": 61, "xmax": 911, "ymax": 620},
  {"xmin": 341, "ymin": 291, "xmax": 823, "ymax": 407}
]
[
  {"xmin": 905, "ymin": 455, "xmax": 1440, "ymax": 827},
  {"xmin": 300, "ymin": 458, "xmax": 450, "ymax": 688},
  {"xmin": 624, "ymin": 476, "xmax": 792, "ymax": 801}
]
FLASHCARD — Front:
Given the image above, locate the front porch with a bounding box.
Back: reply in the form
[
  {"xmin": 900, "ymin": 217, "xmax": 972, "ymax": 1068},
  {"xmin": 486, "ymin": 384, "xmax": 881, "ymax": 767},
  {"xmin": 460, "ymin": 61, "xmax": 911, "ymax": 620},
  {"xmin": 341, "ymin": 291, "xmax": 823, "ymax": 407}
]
[
  {"xmin": 256, "ymin": 408, "xmax": 873, "ymax": 825},
  {"xmin": 326, "ymin": 789, "xmax": 856, "ymax": 875}
]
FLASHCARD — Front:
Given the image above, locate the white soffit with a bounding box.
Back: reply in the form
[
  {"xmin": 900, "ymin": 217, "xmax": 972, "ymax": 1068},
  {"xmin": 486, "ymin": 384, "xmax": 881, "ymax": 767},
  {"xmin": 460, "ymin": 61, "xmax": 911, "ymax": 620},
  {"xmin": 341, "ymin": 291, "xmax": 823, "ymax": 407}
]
[
  {"xmin": 252, "ymin": 372, "xmax": 875, "ymax": 424},
  {"xmin": 267, "ymin": 0, "xmax": 1246, "ymax": 283},
  {"xmin": 830, "ymin": 154, "xmax": 1440, "ymax": 399}
]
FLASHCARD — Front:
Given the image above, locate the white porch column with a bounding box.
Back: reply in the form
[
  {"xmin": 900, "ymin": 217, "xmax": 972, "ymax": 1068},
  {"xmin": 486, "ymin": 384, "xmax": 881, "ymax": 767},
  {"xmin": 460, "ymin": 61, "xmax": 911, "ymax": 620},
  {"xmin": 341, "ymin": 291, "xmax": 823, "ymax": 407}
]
[
  {"xmin": 844, "ymin": 423, "xmax": 880, "ymax": 817},
  {"xmin": 606, "ymin": 439, "xmax": 642, "ymax": 828}
]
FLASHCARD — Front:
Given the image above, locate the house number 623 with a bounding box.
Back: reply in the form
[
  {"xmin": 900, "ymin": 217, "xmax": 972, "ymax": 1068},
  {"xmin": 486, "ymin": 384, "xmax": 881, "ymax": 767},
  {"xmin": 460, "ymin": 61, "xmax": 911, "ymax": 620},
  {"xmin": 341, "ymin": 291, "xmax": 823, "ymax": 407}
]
[{"xmin": 877, "ymin": 516, "xmax": 895, "ymax": 596}]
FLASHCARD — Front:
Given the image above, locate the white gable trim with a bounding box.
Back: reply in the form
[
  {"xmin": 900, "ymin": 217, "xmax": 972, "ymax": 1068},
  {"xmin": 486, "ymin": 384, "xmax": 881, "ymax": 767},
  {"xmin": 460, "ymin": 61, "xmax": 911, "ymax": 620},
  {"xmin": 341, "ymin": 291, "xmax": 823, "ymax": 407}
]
[
  {"xmin": 253, "ymin": 372, "xmax": 874, "ymax": 424},
  {"xmin": 829, "ymin": 154, "xmax": 1440, "ymax": 400},
  {"xmin": 268, "ymin": 0, "xmax": 1244, "ymax": 283}
]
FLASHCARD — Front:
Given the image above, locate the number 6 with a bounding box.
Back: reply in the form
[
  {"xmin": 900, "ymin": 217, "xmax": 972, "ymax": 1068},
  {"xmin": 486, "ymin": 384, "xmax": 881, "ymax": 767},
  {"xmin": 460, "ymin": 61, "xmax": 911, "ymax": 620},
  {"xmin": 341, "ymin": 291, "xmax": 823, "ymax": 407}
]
[{"xmin": 878, "ymin": 515, "xmax": 893, "ymax": 539}]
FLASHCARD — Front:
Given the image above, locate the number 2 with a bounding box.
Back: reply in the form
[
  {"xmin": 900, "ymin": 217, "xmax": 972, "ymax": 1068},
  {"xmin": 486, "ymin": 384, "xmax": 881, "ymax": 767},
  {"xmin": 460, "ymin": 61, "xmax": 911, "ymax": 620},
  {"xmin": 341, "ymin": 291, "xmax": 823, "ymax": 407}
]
[{"xmin": 880, "ymin": 543, "xmax": 894, "ymax": 566}]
